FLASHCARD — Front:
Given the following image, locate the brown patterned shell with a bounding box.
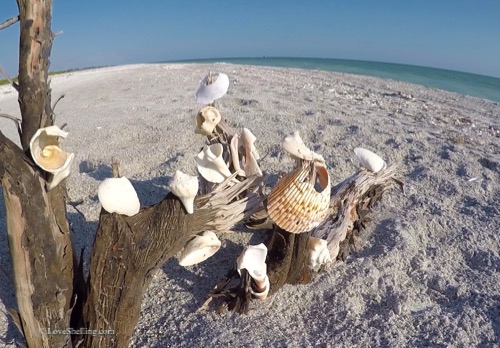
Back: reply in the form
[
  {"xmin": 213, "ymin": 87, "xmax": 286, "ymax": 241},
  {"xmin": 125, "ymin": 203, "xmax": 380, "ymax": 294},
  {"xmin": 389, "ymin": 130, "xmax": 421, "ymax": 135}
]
[{"xmin": 267, "ymin": 162, "xmax": 331, "ymax": 233}]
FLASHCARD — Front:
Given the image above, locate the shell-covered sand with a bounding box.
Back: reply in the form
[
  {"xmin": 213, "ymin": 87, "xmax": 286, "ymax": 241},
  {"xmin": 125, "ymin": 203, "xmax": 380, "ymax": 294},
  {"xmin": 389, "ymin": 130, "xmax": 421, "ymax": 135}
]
[{"xmin": 0, "ymin": 63, "xmax": 499, "ymax": 347}]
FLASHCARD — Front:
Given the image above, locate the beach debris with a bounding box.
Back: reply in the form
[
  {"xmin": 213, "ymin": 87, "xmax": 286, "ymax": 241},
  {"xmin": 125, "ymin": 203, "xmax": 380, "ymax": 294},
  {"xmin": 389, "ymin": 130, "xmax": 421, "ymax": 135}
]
[
  {"xmin": 196, "ymin": 72, "xmax": 229, "ymax": 104},
  {"xmin": 98, "ymin": 176, "xmax": 140, "ymax": 216},
  {"xmin": 241, "ymin": 128, "xmax": 263, "ymax": 177},
  {"xmin": 167, "ymin": 170, "xmax": 199, "ymax": 214},
  {"xmin": 354, "ymin": 147, "xmax": 386, "ymax": 173},
  {"xmin": 196, "ymin": 143, "xmax": 233, "ymax": 183},
  {"xmin": 195, "ymin": 106, "xmax": 222, "ymax": 136},
  {"xmin": 236, "ymin": 243, "xmax": 270, "ymax": 300},
  {"xmin": 283, "ymin": 131, "xmax": 325, "ymax": 162},
  {"xmin": 178, "ymin": 231, "xmax": 221, "ymax": 267},
  {"xmin": 29, "ymin": 125, "xmax": 75, "ymax": 190},
  {"xmin": 307, "ymin": 236, "xmax": 332, "ymax": 270},
  {"xmin": 267, "ymin": 161, "xmax": 330, "ymax": 233}
]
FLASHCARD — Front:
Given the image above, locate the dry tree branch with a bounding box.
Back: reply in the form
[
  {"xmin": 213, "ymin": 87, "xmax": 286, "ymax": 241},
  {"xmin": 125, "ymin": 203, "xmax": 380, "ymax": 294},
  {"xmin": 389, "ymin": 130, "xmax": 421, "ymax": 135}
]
[
  {"xmin": 0, "ymin": 15, "xmax": 19, "ymax": 30},
  {"xmin": 0, "ymin": 113, "xmax": 22, "ymax": 139},
  {"xmin": 0, "ymin": 66, "xmax": 19, "ymax": 91}
]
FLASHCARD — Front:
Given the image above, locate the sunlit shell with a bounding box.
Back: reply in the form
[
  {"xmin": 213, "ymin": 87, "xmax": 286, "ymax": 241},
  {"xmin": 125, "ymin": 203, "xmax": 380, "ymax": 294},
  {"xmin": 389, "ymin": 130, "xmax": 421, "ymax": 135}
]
[
  {"xmin": 282, "ymin": 131, "xmax": 324, "ymax": 162},
  {"xmin": 98, "ymin": 177, "xmax": 140, "ymax": 216},
  {"xmin": 195, "ymin": 143, "xmax": 232, "ymax": 183},
  {"xmin": 30, "ymin": 125, "xmax": 73, "ymax": 173},
  {"xmin": 307, "ymin": 236, "xmax": 332, "ymax": 270},
  {"xmin": 195, "ymin": 106, "xmax": 222, "ymax": 136},
  {"xmin": 354, "ymin": 147, "xmax": 386, "ymax": 173},
  {"xmin": 178, "ymin": 231, "xmax": 221, "ymax": 267},
  {"xmin": 167, "ymin": 170, "xmax": 199, "ymax": 214},
  {"xmin": 196, "ymin": 72, "xmax": 230, "ymax": 104},
  {"xmin": 267, "ymin": 162, "xmax": 330, "ymax": 233}
]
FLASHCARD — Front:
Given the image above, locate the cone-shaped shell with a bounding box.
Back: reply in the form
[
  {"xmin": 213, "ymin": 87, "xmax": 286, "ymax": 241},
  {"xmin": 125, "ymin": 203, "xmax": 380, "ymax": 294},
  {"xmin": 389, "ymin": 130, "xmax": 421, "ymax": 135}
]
[
  {"xmin": 195, "ymin": 143, "xmax": 232, "ymax": 183},
  {"xmin": 196, "ymin": 73, "xmax": 229, "ymax": 104},
  {"xmin": 236, "ymin": 243, "xmax": 268, "ymax": 281},
  {"xmin": 307, "ymin": 236, "xmax": 332, "ymax": 270},
  {"xmin": 179, "ymin": 231, "xmax": 221, "ymax": 267},
  {"xmin": 267, "ymin": 162, "xmax": 330, "ymax": 233},
  {"xmin": 168, "ymin": 170, "xmax": 199, "ymax": 214},
  {"xmin": 354, "ymin": 147, "xmax": 386, "ymax": 173},
  {"xmin": 195, "ymin": 106, "xmax": 222, "ymax": 136},
  {"xmin": 98, "ymin": 177, "xmax": 140, "ymax": 216},
  {"xmin": 283, "ymin": 131, "xmax": 324, "ymax": 162}
]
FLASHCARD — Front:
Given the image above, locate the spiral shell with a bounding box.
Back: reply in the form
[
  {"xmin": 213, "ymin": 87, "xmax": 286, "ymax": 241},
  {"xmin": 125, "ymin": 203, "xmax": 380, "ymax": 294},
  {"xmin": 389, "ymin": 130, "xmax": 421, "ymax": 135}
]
[{"xmin": 267, "ymin": 162, "xmax": 330, "ymax": 233}]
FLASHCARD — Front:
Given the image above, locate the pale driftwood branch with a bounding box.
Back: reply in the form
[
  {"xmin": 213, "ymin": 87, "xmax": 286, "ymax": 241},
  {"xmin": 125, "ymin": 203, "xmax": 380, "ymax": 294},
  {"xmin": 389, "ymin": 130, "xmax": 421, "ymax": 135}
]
[
  {"xmin": 0, "ymin": 113, "xmax": 22, "ymax": 139},
  {"xmin": 312, "ymin": 164, "xmax": 401, "ymax": 260},
  {"xmin": 0, "ymin": 15, "xmax": 19, "ymax": 30},
  {"xmin": 0, "ymin": 66, "xmax": 19, "ymax": 91}
]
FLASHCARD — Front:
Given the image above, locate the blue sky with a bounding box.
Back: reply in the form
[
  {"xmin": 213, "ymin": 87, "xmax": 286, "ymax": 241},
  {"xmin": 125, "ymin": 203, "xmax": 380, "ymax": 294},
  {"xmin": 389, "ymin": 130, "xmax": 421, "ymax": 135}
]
[{"xmin": 1, "ymin": 1, "xmax": 500, "ymax": 78}]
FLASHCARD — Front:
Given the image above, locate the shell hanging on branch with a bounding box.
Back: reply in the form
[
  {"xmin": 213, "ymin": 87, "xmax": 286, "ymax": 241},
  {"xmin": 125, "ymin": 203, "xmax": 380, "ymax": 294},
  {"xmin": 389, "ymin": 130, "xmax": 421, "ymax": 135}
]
[
  {"xmin": 196, "ymin": 72, "xmax": 230, "ymax": 105},
  {"xmin": 195, "ymin": 106, "xmax": 222, "ymax": 136},
  {"xmin": 236, "ymin": 243, "xmax": 270, "ymax": 299},
  {"xmin": 267, "ymin": 161, "xmax": 331, "ymax": 233},
  {"xmin": 29, "ymin": 125, "xmax": 75, "ymax": 190},
  {"xmin": 307, "ymin": 237, "xmax": 332, "ymax": 270},
  {"xmin": 283, "ymin": 131, "xmax": 325, "ymax": 162},
  {"xmin": 196, "ymin": 143, "xmax": 232, "ymax": 183},
  {"xmin": 178, "ymin": 231, "xmax": 222, "ymax": 267},
  {"xmin": 98, "ymin": 176, "xmax": 141, "ymax": 216},
  {"xmin": 241, "ymin": 128, "xmax": 263, "ymax": 177},
  {"xmin": 167, "ymin": 170, "xmax": 199, "ymax": 214}
]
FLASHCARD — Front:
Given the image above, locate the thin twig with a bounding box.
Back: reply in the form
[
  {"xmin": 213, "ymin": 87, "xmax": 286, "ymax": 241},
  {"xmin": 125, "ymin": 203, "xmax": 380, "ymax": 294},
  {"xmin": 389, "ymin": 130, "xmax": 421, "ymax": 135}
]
[
  {"xmin": 0, "ymin": 66, "xmax": 19, "ymax": 91},
  {"xmin": 52, "ymin": 93, "xmax": 65, "ymax": 112},
  {"xmin": 0, "ymin": 15, "xmax": 19, "ymax": 30},
  {"xmin": 111, "ymin": 158, "xmax": 120, "ymax": 178},
  {"xmin": 0, "ymin": 113, "xmax": 22, "ymax": 139}
]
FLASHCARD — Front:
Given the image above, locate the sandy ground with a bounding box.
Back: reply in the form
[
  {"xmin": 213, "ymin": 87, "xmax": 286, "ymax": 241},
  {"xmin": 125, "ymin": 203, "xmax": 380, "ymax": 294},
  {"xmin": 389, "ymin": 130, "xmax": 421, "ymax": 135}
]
[{"xmin": 0, "ymin": 63, "xmax": 499, "ymax": 347}]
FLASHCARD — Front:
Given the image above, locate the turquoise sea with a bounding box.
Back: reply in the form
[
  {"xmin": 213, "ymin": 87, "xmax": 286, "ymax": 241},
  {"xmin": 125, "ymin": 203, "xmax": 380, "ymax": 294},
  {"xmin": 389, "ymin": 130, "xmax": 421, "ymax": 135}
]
[{"xmin": 170, "ymin": 57, "xmax": 500, "ymax": 104}]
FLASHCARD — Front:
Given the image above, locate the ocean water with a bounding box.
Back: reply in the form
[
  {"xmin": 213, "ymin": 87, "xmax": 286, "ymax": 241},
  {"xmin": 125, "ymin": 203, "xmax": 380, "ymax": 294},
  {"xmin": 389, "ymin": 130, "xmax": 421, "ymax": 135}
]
[{"xmin": 170, "ymin": 57, "xmax": 500, "ymax": 103}]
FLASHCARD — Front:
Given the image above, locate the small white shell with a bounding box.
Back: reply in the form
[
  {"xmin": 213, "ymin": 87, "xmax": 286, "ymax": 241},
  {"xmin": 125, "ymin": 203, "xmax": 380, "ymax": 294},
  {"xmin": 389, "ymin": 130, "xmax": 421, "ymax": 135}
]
[
  {"xmin": 29, "ymin": 125, "xmax": 75, "ymax": 190},
  {"xmin": 354, "ymin": 147, "xmax": 386, "ymax": 173},
  {"xmin": 236, "ymin": 243, "xmax": 268, "ymax": 282},
  {"xmin": 178, "ymin": 231, "xmax": 221, "ymax": 267},
  {"xmin": 283, "ymin": 131, "xmax": 324, "ymax": 162},
  {"xmin": 195, "ymin": 144, "xmax": 232, "ymax": 183},
  {"xmin": 241, "ymin": 128, "xmax": 262, "ymax": 177},
  {"xmin": 98, "ymin": 177, "xmax": 140, "ymax": 216},
  {"xmin": 196, "ymin": 73, "xmax": 230, "ymax": 105},
  {"xmin": 195, "ymin": 106, "xmax": 222, "ymax": 136},
  {"xmin": 307, "ymin": 236, "xmax": 332, "ymax": 270},
  {"xmin": 168, "ymin": 170, "xmax": 199, "ymax": 214}
]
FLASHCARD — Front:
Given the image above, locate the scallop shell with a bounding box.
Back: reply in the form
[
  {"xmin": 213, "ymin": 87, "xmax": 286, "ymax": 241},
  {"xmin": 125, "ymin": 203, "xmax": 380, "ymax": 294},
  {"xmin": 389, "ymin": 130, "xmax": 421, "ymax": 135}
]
[{"xmin": 267, "ymin": 162, "xmax": 331, "ymax": 233}]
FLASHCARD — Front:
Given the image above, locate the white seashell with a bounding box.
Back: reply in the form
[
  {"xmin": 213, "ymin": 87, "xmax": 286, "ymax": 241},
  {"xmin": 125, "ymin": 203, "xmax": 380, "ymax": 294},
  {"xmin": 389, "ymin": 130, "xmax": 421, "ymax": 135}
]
[
  {"xmin": 250, "ymin": 274, "xmax": 270, "ymax": 300},
  {"xmin": 167, "ymin": 170, "xmax": 199, "ymax": 214},
  {"xmin": 98, "ymin": 177, "xmax": 140, "ymax": 216},
  {"xmin": 236, "ymin": 243, "xmax": 268, "ymax": 281},
  {"xmin": 195, "ymin": 106, "xmax": 222, "ymax": 136},
  {"xmin": 354, "ymin": 147, "xmax": 386, "ymax": 173},
  {"xmin": 178, "ymin": 231, "xmax": 221, "ymax": 267},
  {"xmin": 241, "ymin": 128, "xmax": 262, "ymax": 177},
  {"xmin": 195, "ymin": 144, "xmax": 232, "ymax": 183},
  {"xmin": 307, "ymin": 236, "xmax": 332, "ymax": 270},
  {"xmin": 282, "ymin": 131, "xmax": 324, "ymax": 162},
  {"xmin": 229, "ymin": 134, "xmax": 246, "ymax": 176},
  {"xmin": 29, "ymin": 125, "xmax": 75, "ymax": 190},
  {"xmin": 196, "ymin": 72, "xmax": 230, "ymax": 104}
]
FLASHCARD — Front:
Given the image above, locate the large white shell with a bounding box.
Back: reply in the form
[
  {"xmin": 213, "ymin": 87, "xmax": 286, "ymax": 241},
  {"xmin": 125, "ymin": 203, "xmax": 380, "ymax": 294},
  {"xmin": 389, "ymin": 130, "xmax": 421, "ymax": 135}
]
[
  {"xmin": 267, "ymin": 162, "xmax": 330, "ymax": 233},
  {"xmin": 195, "ymin": 106, "xmax": 222, "ymax": 136},
  {"xmin": 167, "ymin": 170, "xmax": 199, "ymax": 214},
  {"xmin": 283, "ymin": 131, "xmax": 324, "ymax": 162},
  {"xmin": 236, "ymin": 243, "xmax": 268, "ymax": 281},
  {"xmin": 354, "ymin": 147, "xmax": 386, "ymax": 173},
  {"xmin": 30, "ymin": 125, "xmax": 75, "ymax": 190},
  {"xmin": 307, "ymin": 236, "xmax": 332, "ymax": 270},
  {"xmin": 196, "ymin": 73, "xmax": 229, "ymax": 105},
  {"xmin": 178, "ymin": 231, "xmax": 221, "ymax": 267},
  {"xmin": 98, "ymin": 177, "xmax": 140, "ymax": 216},
  {"xmin": 195, "ymin": 144, "xmax": 232, "ymax": 183}
]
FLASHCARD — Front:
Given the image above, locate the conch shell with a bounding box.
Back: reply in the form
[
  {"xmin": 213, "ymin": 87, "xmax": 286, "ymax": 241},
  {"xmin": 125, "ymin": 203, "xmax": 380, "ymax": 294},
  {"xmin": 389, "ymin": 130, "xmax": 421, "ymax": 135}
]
[
  {"xmin": 195, "ymin": 143, "xmax": 232, "ymax": 183},
  {"xmin": 167, "ymin": 170, "xmax": 198, "ymax": 214},
  {"xmin": 98, "ymin": 177, "xmax": 141, "ymax": 216},
  {"xmin": 195, "ymin": 106, "xmax": 221, "ymax": 136},
  {"xmin": 178, "ymin": 231, "xmax": 221, "ymax": 267},
  {"xmin": 236, "ymin": 243, "xmax": 270, "ymax": 300},
  {"xmin": 29, "ymin": 125, "xmax": 75, "ymax": 190},
  {"xmin": 267, "ymin": 161, "xmax": 330, "ymax": 233},
  {"xmin": 307, "ymin": 236, "xmax": 332, "ymax": 270},
  {"xmin": 354, "ymin": 147, "xmax": 386, "ymax": 173},
  {"xmin": 283, "ymin": 131, "xmax": 324, "ymax": 162},
  {"xmin": 196, "ymin": 72, "xmax": 229, "ymax": 105}
]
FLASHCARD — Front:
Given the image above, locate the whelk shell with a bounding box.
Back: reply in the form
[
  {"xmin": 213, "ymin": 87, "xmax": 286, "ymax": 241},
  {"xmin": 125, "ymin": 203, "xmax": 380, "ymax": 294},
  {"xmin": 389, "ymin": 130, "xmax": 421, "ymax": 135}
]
[{"xmin": 267, "ymin": 162, "xmax": 331, "ymax": 233}]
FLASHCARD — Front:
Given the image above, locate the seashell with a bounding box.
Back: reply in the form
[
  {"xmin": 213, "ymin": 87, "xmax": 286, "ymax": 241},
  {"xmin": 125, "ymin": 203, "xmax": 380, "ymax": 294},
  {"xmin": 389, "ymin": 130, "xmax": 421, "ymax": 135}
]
[
  {"xmin": 307, "ymin": 236, "xmax": 332, "ymax": 270},
  {"xmin": 98, "ymin": 177, "xmax": 140, "ymax": 216},
  {"xmin": 178, "ymin": 231, "xmax": 221, "ymax": 267},
  {"xmin": 195, "ymin": 106, "xmax": 222, "ymax": 136},
  {"xmin": 229, "ymin": 134, "xmax": 246, "ymax": 176},
  {"xmin": 195, "ymin": 143, "xmax": 232, "ymax": 183},
  {"xmin": 354, "ymin": 147, "xmax": 386, "ymax": 173},
  {"xmin": 236, "ymin": 243, "xmax": 270, "ymax": 300},
  {"xmin": 241, "ymin": 128, "xmax": 262, "ymax": 177},
  {"xmin": 167, "ymin": 170, "xmax": 199, "ymax": 214},
  {"xmin": 29, "ymin": 125, "xmax": 75, "ymax": 190},
  {"xmin": 267, "ymin": 161, "xmax": 330, "ymax": 233},
  {"xmin": 282, "ymin": 131, "xmax": 324, "ymax": 162},
  {"xmin": 196, "ymin": 72, "xmax": 230, "ymax": 104}
]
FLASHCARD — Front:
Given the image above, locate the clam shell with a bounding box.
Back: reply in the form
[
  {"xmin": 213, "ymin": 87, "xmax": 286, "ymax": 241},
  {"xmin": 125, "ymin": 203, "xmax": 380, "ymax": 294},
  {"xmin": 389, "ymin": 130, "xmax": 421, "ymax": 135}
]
[
  {"xmin": 267, "ymin": 162, "xmax": 330, "ymax": 233},
  {"xmin": 354, "ymin": 147, "xmax": 386, "ymax": 173}
]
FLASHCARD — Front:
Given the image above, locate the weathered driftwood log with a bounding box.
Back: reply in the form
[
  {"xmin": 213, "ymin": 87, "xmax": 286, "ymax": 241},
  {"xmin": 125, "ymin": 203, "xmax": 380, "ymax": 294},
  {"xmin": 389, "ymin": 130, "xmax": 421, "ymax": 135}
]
[{"xmin": 80, "ymin": 172, "xmax": 264, "ymax": 347}]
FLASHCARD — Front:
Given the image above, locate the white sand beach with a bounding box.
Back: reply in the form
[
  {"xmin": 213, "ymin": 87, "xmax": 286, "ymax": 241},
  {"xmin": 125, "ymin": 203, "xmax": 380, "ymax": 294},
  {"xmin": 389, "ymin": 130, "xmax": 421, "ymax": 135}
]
[{"xmin": 0, "ymin": 63, "xmax": 499, "ymax": 347}]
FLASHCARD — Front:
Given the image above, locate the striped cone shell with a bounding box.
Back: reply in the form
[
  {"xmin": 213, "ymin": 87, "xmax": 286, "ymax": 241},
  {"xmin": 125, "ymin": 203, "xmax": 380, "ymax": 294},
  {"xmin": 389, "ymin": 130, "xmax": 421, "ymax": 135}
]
[{"xmin": 267, "ymin": 162, "xmax": 331, "ymax": 233}]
